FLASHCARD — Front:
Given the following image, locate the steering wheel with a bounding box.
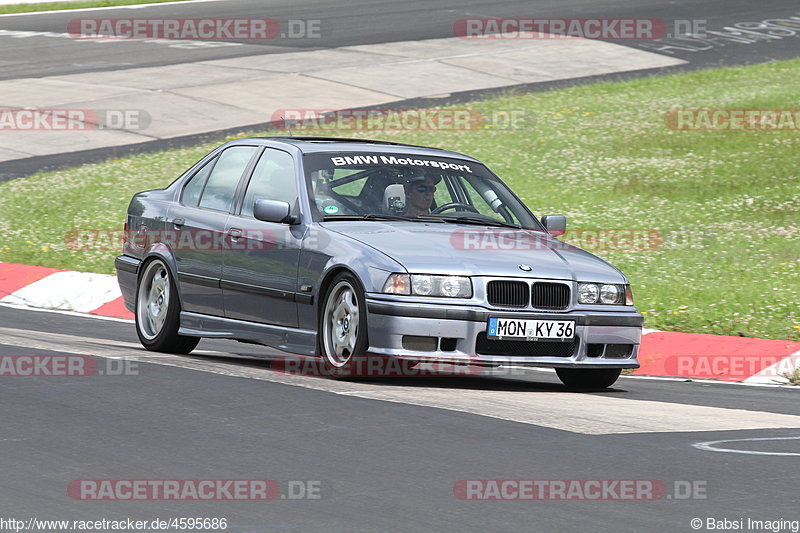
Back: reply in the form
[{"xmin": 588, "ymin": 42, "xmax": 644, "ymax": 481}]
[{"xmin": 430, "ymin": 202, "xmax": 480, "ymax": 215}]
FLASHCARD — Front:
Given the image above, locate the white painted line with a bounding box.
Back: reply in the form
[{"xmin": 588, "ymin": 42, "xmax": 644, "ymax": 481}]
[
  {"xmin": 508, "ymin": 364, "xmax": 800, "ymax": 389},
  {"xmin": 0, "ymin": 28, "xmax": 241, "ymax": 50},
  {"xmin": 0, "ymin": 325, "xmax": 225, "ymax": 357},
  {"xmin": 693, "ymin": 436, "xmax": 800, "ymax": 456},
  {"xmin": 618, "ymin": 373, "xmax": 800, "ymax": 390},
  {"xmin": 0, "ymin": 0, "xmax": 224, "ymax": 17}
]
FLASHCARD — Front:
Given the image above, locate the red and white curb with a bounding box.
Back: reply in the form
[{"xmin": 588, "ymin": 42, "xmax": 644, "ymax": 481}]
[
  {"xmin": 0, "ymin": 261, "xmax": 131, "ymax": 320},
  {"xmin": 634, "ymin": 330, "xmax": 800, "ymax": 385},
  {"xmin": 1, "ymin": 261, "xmax": 798, "ymax": 384}
]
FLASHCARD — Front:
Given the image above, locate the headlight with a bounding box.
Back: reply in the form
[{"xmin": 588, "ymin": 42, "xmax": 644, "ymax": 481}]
[
  {"xmin": 412, "ymin": 275, "xmax": 434, "ymax": 296},
  {"xmin": 600, "ymin": 284, "xmax": 620, "ymax": 304},
  {"xmin": 383, "ymin": 273, "xmax": 472, "ymax": 298},
  {"xmin": 578, "ymin": 283, "xmax": 628, "ymax": 305},
  {"xmin": 577, "ymin": 283, "xmax": 599, "ymax": 304},
  {"xmin": 440, "ymin": 276, "xmax": 470, "ymax": 297}
]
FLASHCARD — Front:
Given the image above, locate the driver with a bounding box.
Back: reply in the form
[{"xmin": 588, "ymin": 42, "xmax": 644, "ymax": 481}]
[{"xmin": 403, "ymin": 170, "xmax": 441, "ymax": 217}]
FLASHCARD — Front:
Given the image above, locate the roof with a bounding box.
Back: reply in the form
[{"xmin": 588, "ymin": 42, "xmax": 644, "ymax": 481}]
[{"xmin": 243, "ymin": 136, "xmax": 480, "ymax": 162}]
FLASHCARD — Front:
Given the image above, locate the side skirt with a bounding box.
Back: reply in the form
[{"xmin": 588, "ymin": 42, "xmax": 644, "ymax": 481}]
[{"xmin": 179, "ymin": 311, "xmax": 317, "ymax": 356}]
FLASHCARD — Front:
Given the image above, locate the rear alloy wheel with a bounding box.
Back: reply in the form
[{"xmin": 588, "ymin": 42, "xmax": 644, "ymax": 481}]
[
  {"xmin": 135, "ymin": 259, "xmax": 199, "ymax": 354},
  {"xmin": 319, "ymin": 274, "xmax": 371, "ymax": 378},
  {"xmin": 556, "ymin": 368, "xmax": 622, "ymax": 389}
]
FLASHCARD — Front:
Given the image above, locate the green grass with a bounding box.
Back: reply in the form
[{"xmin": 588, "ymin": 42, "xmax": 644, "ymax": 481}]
[
  {"xmin": 1, "ymin": 59, "xmax": 798, "ymax": 340},
  {"xmin": 0, "ymin": 0, "xmax": 190, "ymax": 15}
]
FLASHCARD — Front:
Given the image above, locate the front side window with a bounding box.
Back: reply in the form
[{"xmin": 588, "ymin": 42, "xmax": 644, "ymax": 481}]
[
  {"xmin": 198, "ymin": 146, "xmax": 258, "ymax": 212},
  {"xmin": 241, "ymin": 148, "xmax": 297, "ymax": 217}
]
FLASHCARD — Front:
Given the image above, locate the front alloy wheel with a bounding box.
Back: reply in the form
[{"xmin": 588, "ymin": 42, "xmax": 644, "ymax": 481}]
[{"xmin": 320, "ymin": 274, "xmax": 369, "ymax": 377}]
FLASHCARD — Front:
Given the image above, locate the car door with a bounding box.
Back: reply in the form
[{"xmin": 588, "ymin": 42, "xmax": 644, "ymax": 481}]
[
  {"xmin": 222, "ymin": 147, "xmax": 304, "ymax": 328},
  {"xmin": 169, "ymin": 145, "xmax": 259, "ymax": 316}
]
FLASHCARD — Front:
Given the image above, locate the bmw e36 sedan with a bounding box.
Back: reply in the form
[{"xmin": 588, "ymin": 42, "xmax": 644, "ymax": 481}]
[{"xmin": 116, "ymin": 137, "xmax": 643, "ymax": 388}]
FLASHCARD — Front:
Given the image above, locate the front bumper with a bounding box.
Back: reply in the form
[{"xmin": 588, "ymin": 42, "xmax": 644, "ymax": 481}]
[{"xmin": 365, "ymin": 296, "xmax": 642, "ymax": 368}]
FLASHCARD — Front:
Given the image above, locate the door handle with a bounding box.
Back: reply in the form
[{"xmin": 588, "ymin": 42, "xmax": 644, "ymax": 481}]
[
  {"xmin": 172, "ymin": 217, "xmax": 185, "ymax": 228},
  {"xmin": 229, "ymin": 228, "xmax": 243, "ymax": 239}
]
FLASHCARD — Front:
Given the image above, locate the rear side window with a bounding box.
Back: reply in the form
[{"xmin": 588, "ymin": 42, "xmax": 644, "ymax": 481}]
[
  {"xmin": 198, "ymin": 146, "xmax": 258, "ymax": 212},
  {"xmin": 181, "ymin": 155, "xmax": 217, "ymax": 206}
]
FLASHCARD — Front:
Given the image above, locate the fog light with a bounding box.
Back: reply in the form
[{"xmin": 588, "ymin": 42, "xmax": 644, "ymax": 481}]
[{"xmin": 402, "ymin": 336, "xmax": 438, "ymax": 352}]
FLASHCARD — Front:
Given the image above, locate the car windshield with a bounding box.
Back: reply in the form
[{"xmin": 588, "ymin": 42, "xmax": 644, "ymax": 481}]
[{"xmin": 303, "ymin": 151, "xmax": 541, "ymax": 229}]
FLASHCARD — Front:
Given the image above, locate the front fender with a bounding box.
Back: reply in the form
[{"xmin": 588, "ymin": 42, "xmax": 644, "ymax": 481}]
[{"xmin": 296, "ymin": 225, "xmax": 405, "ymax": 330}]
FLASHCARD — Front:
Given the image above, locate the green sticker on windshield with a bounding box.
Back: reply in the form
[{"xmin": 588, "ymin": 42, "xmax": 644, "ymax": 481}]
[{"xmin": 323, "ymin": 205, "xmax": 339, "ymax": 215}]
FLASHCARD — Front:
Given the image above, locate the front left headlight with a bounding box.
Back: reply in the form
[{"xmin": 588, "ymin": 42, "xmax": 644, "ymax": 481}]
[
  {"xmin": 383, "ymin": 273, "xmax": 472, "ymax": 298},
  {"xmin": 578, "ymin": 282, "xmax": 630, "ymax": 305}
]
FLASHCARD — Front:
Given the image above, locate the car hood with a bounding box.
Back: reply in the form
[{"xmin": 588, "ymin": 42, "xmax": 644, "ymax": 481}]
[{"xmin": 320, "ymin": 221, "xmax": 627, "ymax": 283}]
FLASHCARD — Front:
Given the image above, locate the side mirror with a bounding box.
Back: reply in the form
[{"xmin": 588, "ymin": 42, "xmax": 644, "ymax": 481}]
[
  {"xmin": 541, "ymin": 214, "xmax": 566, "ymax": 236},
  {"xmin": 383, "ymin": 184, "xmax": 406, "ymax": 215},
  {"xmin": 253, "ymin": 199, "xmax": 296, "ymax": 224}
]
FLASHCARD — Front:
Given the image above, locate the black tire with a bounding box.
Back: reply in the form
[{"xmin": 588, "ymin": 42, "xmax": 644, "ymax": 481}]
[
  {"xmin": 317, "ymin": 272, "xmax": 372, "ymax": 378},
  {"xmin": 556, "ymin": 368, "xmax": 622, "ymax": 389},
  {"xmin": 135, "ymin": 258, "xmax": 199, "ymax": 354}
]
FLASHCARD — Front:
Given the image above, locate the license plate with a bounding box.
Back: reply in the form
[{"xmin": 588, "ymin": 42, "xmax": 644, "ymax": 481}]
[{"xmin": 487, "ymin": 318, "xmax": 575, "ymax": 341}]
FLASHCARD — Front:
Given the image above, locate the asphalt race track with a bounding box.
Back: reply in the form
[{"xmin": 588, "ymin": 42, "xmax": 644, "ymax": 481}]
[
  {"xmin": 1, "ymin": 305, "xmax": 799, "ymax": 532},
  {"xmin": 1, "ymin": 0, "xmax": 799, "ymax": 80}
]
